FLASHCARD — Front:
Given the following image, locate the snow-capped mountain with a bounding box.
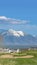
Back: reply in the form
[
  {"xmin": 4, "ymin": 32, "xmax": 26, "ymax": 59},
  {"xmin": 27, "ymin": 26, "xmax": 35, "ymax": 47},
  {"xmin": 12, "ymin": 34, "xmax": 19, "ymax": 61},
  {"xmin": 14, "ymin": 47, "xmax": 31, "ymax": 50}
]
[{"xmin": 0, "ymin": 29, "xmax": 37, "ymax": 48}]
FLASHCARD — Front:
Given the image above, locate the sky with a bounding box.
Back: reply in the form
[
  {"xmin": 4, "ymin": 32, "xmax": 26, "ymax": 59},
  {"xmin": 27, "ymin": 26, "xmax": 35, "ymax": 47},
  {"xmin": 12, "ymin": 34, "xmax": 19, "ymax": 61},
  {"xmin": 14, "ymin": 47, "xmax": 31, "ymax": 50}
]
[{"xmin": 0, "ymin": 0, "xmax": 37, "ymax": 35}]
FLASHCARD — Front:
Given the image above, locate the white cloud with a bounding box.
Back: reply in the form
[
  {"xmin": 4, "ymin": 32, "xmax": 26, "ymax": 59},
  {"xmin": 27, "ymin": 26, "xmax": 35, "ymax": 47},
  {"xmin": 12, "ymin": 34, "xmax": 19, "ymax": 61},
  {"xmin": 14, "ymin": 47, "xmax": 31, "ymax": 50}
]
[
  {"xmin": 0, "ymin": 16, "xmax": 9, "ymax": 20},
  {"xmin": 0, "ymin": 16, "xmax": 30, "ymax": 24}
]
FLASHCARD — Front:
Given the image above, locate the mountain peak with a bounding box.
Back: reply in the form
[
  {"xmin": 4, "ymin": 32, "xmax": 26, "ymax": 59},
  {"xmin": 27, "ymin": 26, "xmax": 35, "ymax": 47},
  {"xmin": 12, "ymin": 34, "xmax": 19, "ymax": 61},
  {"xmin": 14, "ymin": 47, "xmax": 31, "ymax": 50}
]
[{"xmin": 8, "ymin": 29, "xmax": 24, "ymax": 37}]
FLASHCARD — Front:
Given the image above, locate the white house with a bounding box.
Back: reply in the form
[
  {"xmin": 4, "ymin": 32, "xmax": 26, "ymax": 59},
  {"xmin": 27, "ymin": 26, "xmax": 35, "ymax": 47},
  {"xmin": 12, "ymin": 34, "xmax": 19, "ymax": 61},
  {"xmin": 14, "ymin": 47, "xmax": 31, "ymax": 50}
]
[{"xmin": 16, "ymin": 49, "xmax": 19, "ymax": 53}]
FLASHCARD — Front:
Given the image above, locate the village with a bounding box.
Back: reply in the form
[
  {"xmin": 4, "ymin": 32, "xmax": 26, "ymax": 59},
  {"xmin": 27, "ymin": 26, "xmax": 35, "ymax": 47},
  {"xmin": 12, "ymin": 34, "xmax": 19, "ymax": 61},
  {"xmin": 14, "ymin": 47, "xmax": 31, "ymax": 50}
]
[
  {"xmin": 0, "ymin": 48, "xmax": 20, "ymax": 53},
  {"xmin": 0, "ymin": 47, "xmax": 37, "ymax": 53}
]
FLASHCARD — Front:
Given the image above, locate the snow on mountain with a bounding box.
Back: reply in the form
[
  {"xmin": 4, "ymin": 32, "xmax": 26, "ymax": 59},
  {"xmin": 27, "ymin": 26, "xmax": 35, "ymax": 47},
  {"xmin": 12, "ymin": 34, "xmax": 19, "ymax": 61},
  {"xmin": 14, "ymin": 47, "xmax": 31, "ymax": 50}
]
[{"xmin": 8, "ymin": 29, "xmax": 24, "ymax": 37}]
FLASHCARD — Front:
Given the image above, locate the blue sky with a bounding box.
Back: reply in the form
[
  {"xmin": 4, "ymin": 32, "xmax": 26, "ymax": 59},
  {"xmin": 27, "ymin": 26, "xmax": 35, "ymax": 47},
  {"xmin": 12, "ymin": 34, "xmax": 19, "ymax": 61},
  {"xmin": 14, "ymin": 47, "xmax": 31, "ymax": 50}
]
[{"xmin": 0, "ymin": 0, "xmax": 37, "ymax": 35}]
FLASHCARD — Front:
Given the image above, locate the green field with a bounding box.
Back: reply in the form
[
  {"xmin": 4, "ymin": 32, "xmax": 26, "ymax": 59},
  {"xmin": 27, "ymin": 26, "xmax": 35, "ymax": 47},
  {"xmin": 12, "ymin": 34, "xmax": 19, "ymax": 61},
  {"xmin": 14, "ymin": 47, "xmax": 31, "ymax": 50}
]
[{"xmin": 0, "ymin": 50, "xmax": 37, "ymax": 65}]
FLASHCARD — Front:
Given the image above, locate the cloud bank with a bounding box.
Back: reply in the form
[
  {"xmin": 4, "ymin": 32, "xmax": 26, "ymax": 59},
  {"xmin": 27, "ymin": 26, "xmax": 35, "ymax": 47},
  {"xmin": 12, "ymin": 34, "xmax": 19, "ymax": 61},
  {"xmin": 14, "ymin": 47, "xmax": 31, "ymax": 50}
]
[{"xmin": 0, "ymin": 16, "xmax": 29, "ymax": 24}]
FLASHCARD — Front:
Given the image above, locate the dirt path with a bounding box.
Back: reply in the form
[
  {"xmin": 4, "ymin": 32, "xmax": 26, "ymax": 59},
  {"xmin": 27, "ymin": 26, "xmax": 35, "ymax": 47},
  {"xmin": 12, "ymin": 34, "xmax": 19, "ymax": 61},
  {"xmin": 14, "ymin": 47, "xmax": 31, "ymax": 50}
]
[
  {"xmin": 0, "ymin": 55, "xmax": 13, "ymax": 58},
  {"xmin": 0, "ymin": 55, "xmax": 34, "ymax": 58},
  {"xmin": 14, "ymin": 55, "xmax": 34, "ymax": 58}
]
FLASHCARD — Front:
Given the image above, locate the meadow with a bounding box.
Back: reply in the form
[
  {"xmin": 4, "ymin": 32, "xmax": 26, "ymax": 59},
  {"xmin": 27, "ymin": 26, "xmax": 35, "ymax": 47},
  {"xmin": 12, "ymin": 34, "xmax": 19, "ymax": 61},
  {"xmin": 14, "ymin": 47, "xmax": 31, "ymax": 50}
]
[{"xmin": 0, "ymin": 50, "xmax": 37, "ymax": 65}]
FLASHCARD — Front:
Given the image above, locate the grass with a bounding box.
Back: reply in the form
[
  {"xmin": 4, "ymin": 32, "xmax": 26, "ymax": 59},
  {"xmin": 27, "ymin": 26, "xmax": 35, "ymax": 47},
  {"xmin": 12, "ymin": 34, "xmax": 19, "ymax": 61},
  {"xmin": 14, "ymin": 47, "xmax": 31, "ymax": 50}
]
[
  {"xmin": 0, "ymin": 50, "xmax": 37, "ymax": 65},
  {"xmin": 0, "ymin": 58, "xmax": 37, "ymax": 65}
]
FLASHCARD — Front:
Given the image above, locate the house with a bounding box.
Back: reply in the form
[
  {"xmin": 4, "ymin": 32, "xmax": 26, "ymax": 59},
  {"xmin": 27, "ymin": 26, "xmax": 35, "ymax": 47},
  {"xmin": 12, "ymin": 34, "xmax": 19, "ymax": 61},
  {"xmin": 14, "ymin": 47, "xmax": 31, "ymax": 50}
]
[{"xmin": 16, "ymin": 49, "xmax": 20, "ymax": 53}]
